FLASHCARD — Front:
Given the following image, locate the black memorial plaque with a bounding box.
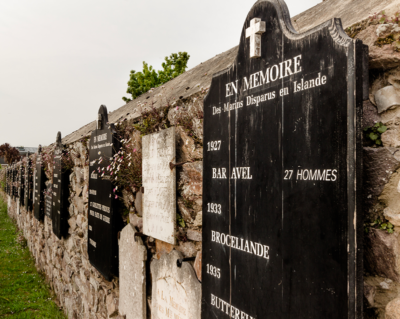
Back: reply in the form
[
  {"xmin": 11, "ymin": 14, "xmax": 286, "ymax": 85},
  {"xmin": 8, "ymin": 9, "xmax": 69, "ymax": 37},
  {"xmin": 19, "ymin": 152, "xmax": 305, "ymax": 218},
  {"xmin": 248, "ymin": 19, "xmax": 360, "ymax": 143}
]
[
  {"xmin": 34, "ymin": 146, "xmax": 47, "ymax": 221},
  {"xmin": 18, "ymin": 164, "xmax": 25, "ymax": 206},
  {"xmin": 24, "ymin": 155, "xmax": 33, "ymax": 211},
  {"xmin": 52, "ymin": 132, "xmax": 70, "ymax": 239},
  {"xmin": 88, "ymin": 105, "xmax": 122, "ymax": 280},
  {"xmin": 12, "ymin": 165, "xmax": 17, "ymax": 199},
  {"xmin": 202, "ymin": 1, "xmax": 365, "ymax": 318},
  {"xmin": 45, "ymin": 190, "xmax": 52, "ymax": 219}
]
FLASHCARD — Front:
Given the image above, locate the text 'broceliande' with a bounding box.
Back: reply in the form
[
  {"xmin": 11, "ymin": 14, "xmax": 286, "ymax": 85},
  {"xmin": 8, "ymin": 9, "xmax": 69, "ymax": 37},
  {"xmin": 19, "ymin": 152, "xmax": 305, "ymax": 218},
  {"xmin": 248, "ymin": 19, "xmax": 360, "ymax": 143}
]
[{"xmin": 211, "ymin": 231, "xmax": 270, "ymax": 259}]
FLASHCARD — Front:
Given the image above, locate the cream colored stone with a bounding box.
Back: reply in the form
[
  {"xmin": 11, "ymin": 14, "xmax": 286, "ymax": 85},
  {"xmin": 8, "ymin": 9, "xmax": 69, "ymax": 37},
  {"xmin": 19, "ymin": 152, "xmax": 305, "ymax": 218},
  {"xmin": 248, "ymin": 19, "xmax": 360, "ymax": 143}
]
[
  {"xmin": 382, "ymin": 130, "xmax": 400, "ymax": 148},
  {"xmin": 386, "ymin": 297, "xmax": 400, "ymax": 319},
  {"xmin": 119, "ymin": 224, "xmax": 147, "ymax": 319},
  {"xmin": 193, "ymin": 211, "xmax": 202, "ymax": 227},
  {"xmin": 376, "ymin": 86, "xmax": 400, "ymax": 114},
  {"xmin": 385, "ymin": 207, "xmax": 400, "ymax": 227},
  {"xmin": 380, "ymin": 169, "xmax": 400, "ymax": 226}
]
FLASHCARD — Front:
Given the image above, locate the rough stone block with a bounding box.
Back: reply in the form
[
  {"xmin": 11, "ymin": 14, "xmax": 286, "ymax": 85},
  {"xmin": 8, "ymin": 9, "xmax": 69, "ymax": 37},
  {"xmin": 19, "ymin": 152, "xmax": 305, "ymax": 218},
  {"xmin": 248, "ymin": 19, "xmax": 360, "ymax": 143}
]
[
  {"xmin": 363, "ymin": 147, "xmax": 400, "ymax": 213},
  {"xmin": 386, "ymin": 297, "xmax": 400, "ymax": 319},
  {"xmin": 177, "ymin": 198, "xmax": 194, "ymax": 223},
  {"xmin": 375, "ymin": 86, "xmax": 400, "ymax": 113},
  {"xmin": 187, "ymin": 229, "xmax": 202, "ymax": 242},
  {"xmin": 134, "ymin": 190, "xmax": 143, "ymax": 216},
  {"xmin": 106, "ymin": 293, "xmax": 119, "ymax": 318},
  {"xmin": 365, "ymin": 228, "xmax": 400, "ymax": 282},
  {"xmin": 363, "ymin": 100, "xmax": 381, "ymax": 128},
  {"xmin": 129, "ymin": 214, "xmax": 143, "ymax": 233},
  {"xmin": 179, "ymin": 162, "xmax": 203, "ymax": 198},
  {"xmin": 175, "ymin": 126, "xmax": 202, "ymax": 162},
  {"xmin": 176, "ymin": 242, "xmax": 197, "ymax": 258},
  {"xmin": 193, "ymin": 211, "xmax": 202, "ymax": 227}
]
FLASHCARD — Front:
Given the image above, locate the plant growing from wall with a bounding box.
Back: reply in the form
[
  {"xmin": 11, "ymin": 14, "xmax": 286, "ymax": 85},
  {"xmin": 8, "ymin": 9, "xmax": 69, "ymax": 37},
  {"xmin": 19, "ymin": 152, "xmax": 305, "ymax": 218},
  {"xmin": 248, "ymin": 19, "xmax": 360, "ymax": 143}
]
[
  {"xmin": 133, "ymin": 99, "xmax": 171, "ymax": 136},
  {"xmin": 94, "ymin": 121, "xmax": 143, "ymax": 195},
  {"xmin": 122, "ymin": 52, "xmax": 190, "ymax": 102},
  {"xmin": 365, "ymin": 218, "xmax": 394, "ymax": 234},
  {"xmin": 364, "ymin": 122, "xmax": 387, "ymax": 146}
]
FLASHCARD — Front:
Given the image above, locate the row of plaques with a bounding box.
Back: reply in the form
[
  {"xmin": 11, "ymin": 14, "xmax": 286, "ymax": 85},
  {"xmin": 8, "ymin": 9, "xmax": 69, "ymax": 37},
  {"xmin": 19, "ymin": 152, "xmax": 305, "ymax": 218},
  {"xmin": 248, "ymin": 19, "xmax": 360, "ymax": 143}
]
[
  {"xmin": 4, "ymin": 133, "xmax": 70, "ymax": 240},
  {"xmin": 3, "ymin": 106, "xmax": 124, "ymax": 281}
]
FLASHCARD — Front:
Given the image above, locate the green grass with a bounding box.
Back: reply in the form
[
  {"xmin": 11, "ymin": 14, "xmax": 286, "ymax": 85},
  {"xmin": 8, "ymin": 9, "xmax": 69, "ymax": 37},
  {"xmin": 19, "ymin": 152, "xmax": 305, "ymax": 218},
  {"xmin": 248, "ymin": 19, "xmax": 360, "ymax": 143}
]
[{"xmin": 0, "ymin": 197, "xmax": 67, "ymax": 318}]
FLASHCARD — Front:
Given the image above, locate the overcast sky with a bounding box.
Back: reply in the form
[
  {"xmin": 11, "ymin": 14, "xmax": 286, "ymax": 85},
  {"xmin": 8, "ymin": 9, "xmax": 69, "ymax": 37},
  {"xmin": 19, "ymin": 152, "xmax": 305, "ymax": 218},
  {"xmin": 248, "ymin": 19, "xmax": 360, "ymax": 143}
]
[{"xmin": 0, "ymin": 0, "xmax": 321, "ymax": 147}]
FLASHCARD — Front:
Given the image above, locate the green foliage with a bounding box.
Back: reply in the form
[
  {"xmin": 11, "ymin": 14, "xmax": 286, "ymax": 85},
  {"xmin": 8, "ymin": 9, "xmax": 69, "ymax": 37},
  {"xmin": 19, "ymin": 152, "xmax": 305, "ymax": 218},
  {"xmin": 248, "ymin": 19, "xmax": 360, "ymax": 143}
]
[
  {"xmin": 123, "ymin": 52, "xmax": 190, "ymax": 102},
  {"xmin": 176, "ymin": 213, "xmax": 186, "ymax": 228},
  {"xmin": 365, "ymin": 218, "xmax": 394, "ymax": 234},
  {"xmin": 375, "ymin": 33, "xmax": 396, "ymax": 47},
  {"xmin": 133, "ymin": 104, "xmax": 170, "ymax": 136},
  {"xmin": 364, "ymin": 122, "xmax": 387, "ymax": 146},
  {"xmin": 0, "ymin": 197, "xmax": 66, "ymax": 318}
]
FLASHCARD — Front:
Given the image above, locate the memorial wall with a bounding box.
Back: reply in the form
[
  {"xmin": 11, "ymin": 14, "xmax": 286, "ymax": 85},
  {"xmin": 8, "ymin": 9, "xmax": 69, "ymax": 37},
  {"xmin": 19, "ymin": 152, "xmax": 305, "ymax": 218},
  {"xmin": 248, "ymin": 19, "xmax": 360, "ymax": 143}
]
[{"xmin": 2, "ymin": 0, "xmax": 400, "ymax": 318}]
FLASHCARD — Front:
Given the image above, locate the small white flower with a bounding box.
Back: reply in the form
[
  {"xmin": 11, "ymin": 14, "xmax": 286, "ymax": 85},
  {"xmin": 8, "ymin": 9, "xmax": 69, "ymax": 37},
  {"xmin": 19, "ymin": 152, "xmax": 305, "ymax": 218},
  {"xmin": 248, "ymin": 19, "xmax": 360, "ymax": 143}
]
[{"xmin": 128, "ymin": 163, "xmax": 131, "ymax": 167}]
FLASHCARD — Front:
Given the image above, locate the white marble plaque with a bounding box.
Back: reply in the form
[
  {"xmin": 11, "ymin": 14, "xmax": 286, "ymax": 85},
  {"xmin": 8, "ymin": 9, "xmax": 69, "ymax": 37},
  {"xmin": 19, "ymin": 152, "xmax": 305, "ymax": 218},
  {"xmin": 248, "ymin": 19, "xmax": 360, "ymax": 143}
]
[
  {"xmin": 151, "ymin": 250, "xmax": 201, "ymax": 319},
  {"xmin": 142, "ymin": 127, "xmax": 176, "ymax": 244},
  {"xmin": 119, "ymin": 224, "xmax": 147, "ymax": 319}
]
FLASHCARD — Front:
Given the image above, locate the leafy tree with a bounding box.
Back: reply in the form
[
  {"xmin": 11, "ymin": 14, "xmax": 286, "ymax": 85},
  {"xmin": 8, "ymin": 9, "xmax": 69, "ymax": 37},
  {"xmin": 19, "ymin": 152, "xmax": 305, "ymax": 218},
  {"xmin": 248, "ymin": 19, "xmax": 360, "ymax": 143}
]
[
  {"xmin": 123, "ymin": 52, "xmax": 190, "ymax": 102},
  {"xmin": 0, "ymin": 143, "xmax": 21, "ymax": 164}
]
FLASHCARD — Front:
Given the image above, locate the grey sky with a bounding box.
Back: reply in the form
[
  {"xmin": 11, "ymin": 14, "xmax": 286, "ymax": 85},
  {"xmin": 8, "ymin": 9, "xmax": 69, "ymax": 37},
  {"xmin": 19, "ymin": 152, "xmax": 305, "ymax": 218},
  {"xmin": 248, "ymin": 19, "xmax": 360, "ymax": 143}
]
[{"xmin": 0, "ymin": 0, "xmax": 321, "ymax": 147}]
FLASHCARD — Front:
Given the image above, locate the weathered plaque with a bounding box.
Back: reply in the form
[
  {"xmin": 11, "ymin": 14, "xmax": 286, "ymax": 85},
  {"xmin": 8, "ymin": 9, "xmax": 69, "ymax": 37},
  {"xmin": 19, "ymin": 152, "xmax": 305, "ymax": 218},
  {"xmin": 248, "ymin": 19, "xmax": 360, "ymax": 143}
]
[
  {"xmin": 52, "ymin": 132, "xmax": 70, "ymax": 239},
  {"xmin": 88, "ymin": 105, "xmax": 122, "ymax": 280},
  {"xmin": 202, "ymin": 1, "xmax": 365, "ymax": 318},
  {"xmin": 24, "ymin": 155, "xmax": 33, "ymax": 211},
  {"xmin": 119, "ymin": 224, "xmax": 147, "ymax": 319},
  {"xmin": 18, "ymin": 163, "xmax": 25, "ymax": 206},
  {"xmin": 5, "ymin": 168, "xmax": 10, "ymax": 195},
  {"xmin": 151, "ymin": 251, "xmax": 201, "ymax": 319},
  {"xmin": 142, "ymin": 127, "xmax": 176, "ymax": 244},
  {"xmin": 7, "ymin": 168, "xmax": 11, "ymax": 196},
  {"xmin": 34, "ymin": 146, "xmax": 47, "ymax": 221}
]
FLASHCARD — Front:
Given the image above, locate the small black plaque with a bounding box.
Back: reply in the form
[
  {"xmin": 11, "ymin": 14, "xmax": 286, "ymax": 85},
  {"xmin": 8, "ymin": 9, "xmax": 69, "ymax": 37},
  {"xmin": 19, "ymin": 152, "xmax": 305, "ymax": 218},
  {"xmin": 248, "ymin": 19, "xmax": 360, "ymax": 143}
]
[
  {"xmin": 24, "ymin": 154, "xmax": 33, "ymax": 211},
  {"xmin": 34, "ymin": 146, "xmax": 47, "ymax": 221},
  {"xmin": 202, "ymin": 1, "xmax": 364, "ymax": 318},
  {"xmin": 12, "ymin": 165, "xmax": 17, "ymax": 199},
  {"xmin": 45, "ymin": 191, "xmax": 52, "ymax": 219},
  {"xmin": 52, "ymin": 132, "xmax": 70, "ymax": 239},
  {"xmin": 18, "ymin": 163, "xmax": 25, "ymax": 206},
  {"xmin": 88, "ymin": 105, "xmax": 123, "ymax": 280}
]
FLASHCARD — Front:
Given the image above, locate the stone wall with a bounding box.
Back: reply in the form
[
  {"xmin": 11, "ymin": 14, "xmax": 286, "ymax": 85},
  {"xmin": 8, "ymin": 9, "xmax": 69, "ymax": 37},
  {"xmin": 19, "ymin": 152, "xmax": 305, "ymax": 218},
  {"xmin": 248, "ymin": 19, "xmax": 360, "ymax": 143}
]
[
  {"xmin": 2, "ymin": 2, "xmax": 400, "ymax": 318},
  {"xmin": 0, "ymin": 89, "xmax": 206, "ymax": 319}
]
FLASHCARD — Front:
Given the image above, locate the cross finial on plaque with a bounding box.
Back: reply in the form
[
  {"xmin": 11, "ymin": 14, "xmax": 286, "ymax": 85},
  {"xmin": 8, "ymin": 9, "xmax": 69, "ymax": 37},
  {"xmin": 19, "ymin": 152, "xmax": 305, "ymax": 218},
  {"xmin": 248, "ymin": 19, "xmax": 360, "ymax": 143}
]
[{"xmin": 246, "ymin": 18, "xmax": 266, "ymax": 58}]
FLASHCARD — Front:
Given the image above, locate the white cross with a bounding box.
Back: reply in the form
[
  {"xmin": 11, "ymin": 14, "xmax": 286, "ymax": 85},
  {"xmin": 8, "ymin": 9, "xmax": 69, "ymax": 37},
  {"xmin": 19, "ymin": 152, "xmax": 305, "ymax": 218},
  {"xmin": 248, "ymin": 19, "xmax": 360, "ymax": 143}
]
[{"xmin": 246, "ymin": 18, "xmax": 266, "ymax": 58}]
